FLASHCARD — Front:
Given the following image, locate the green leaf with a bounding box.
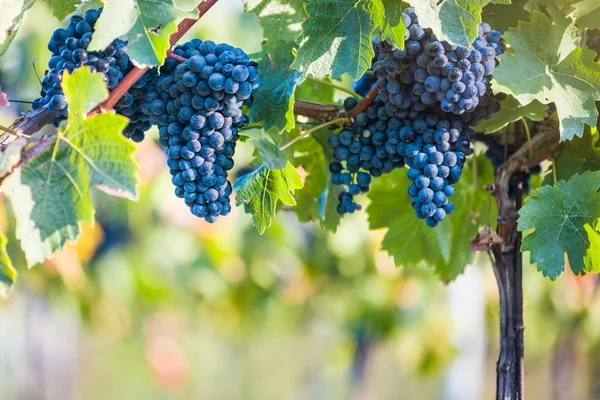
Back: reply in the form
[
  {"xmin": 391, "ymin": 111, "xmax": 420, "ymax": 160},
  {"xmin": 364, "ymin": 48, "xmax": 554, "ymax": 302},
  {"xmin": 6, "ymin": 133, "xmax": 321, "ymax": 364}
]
[
  {"xmin": 89, "ymin": 0, "xmax": 198, "ymax": 67},
  {"xmin": 476, "ymin": 95, "xmax": 548, "ymax": 133},
  {"xmin": 295, "ymin": 76, "xmax": 336, "ymax": 104},
  {"xmin": 0, "ymin": 0, "xmax": 34, "ymax": 56},
  {"xmin": 234, "ymin": 162, "xmax": 303, "ymax": 234},
  {"xmin": 240, "ymin": 128, "xmax": 288, "ymax": 170},
  {"xmin": 291, "ymin": 0, "xmax": 406, "ymax": 80},
  {"xmin": 493, "ymin": 11, "xmax": 600, "ymax": 141},
  {"xmin": 48, "ymin": 0, "xmax": 81, "ymax": 20},
  {"xmin": 544, "ymin": 127, "xmax": 600, "ymax": 184},
  {"xmin": 0, "ymin": 231, "xmax": 16, "ymax": 297},
  {"xmin": 367, "ymin": 155, "xmax": 495, "ymax": 280},
  {"xmin": 2, "ymin": 68, "xmax": 138, "ymax": 267},
  {"xmin": 584, "ymin": 224, "xmax": 600, "ymax": 273},
  {"xmin": 245, "ymin": 0, "xmax": 306, "ymax": 42},
  {"xmin": 406, "ymin": 0, "xmax": 489, "ymax": 47},
  {"xmin": 518, "ymin": 171, "xmax": 600, "ymax": 278},
  {"xmin": 291, "ymin": 129, "xmax": 342, "ymax": 232},
  {"xmin": 378, "ymin": 0, "xmax": 407, "ymax": 46},
  {"xmin": 249, "ymin": 41, "xmax": 305, "ymax": 133},
  {"xmin": 482, "ymin": 2, "xmax": 530, "ymax": 32},
  {"xmin": 570, "ymin": 0, "xmax": 600, "ymax": 30}
]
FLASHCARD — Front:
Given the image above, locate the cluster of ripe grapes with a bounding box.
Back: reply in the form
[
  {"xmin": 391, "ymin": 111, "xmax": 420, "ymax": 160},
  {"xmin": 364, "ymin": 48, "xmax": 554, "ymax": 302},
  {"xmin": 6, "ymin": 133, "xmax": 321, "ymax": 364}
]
[
  {"xmin": 329, "ymin": 8, "xmax": 504, "ymax": 227},
  {"xmin": 142, "ymin": 39, "xmax": 259, "ymax": 222},
  {"xmin": 35, "ymin": 9, "xmax": 260, "ymax": 222},
  {"xmin": 36, "ymin": 8, "xmax": 152, "ymax": 140}
]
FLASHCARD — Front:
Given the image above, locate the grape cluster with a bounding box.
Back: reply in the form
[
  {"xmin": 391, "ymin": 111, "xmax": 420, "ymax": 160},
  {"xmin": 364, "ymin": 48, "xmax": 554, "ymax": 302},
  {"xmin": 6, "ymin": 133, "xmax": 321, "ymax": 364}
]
[
  {"xmin": 35, "ymin": 8, "xmax": 153, "ymax": 141},
  {"xmin": 147, "ymin": 39, "xmax": 259, "ymax": 222},
  {"xmin": 328, "ymin": 97, "xmax": 404, "ymax": 213},
  {"xmin": 330, "ymin": 96, "xmax": 472, "ymax": 225},
  {"xmin": 374, "ymin": 10, "xmax": 504, "ymax": 125},
  {"xmin": 35, "ymin": 9, "xmax": 125, "ymax": 124},
  {"xmin": 403, "ymin": 114, "xmax": 472, "ymax": 227},
  {"xmin": 116, "ymin": 70, "xmax": 156, "ymax": 142},
  {"xmin": 329, "ymin": 8, "xmax": 503, "ymax": 226}
]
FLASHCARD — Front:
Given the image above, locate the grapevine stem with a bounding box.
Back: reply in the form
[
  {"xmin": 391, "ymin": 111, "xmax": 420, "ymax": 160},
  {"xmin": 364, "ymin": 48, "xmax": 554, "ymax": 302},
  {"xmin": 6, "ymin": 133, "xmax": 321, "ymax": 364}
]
[
  {"xmin": 551, "ymin": 158, "xmax": 558, "ymax": 185},
  {"xmin": 0, "ymin": 125, "xmax": 21, "ymax": 136},
  {"xmin": 521, "ymin": 118, "xmax": 532, "ymax": 158},
  {"xmin": 31, "ymin": 59, "xmax": 42, "ymax": 86},
  {"xmin": 7, "ymin": 100, "xmax": 35, "ymax": 104},
  {"xmin": 297, "ymin": 99, "xmax": 344, "ymax": 108},
  {"xmin": 167, "ymin": 50, "xmax": 187, "ymax": 63},
  {"xmin": 279, "ymin": 117, "xmax": 349, "ymax": 151},
  {"xmin": 307, "ymin": 76, "xmax": 363, "ymax": 100},
  {"xmin": 472, "ymin": 142, "xmax": 477, "ymax": 191},
  {"xmin": 344, "ymin": 86, "xmax": 378, "ymax": 119}
]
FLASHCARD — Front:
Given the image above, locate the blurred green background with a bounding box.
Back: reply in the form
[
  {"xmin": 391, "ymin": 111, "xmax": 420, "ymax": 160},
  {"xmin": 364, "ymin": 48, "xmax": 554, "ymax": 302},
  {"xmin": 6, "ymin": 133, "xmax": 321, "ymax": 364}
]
[{"xmin": 2, "ymin": 1, "xmax": 600, "ymax": 399}]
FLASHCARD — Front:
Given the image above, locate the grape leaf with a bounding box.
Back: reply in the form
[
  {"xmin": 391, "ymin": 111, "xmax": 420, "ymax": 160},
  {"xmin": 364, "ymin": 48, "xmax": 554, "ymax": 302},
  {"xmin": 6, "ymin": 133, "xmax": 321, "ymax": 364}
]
[
  {"xmin": 89, "ymin": 0, "xmax": 198, "ymax": 67},
  {"xmin": 291, "ymin": 0, "xmax": 406, "ymax": 80},
  {"xmin": 378, "ymin": 0, "xmax": 406, "ymax": 46},
  {"xmin": 476, "ymin": 95, "xmax": 548, "ymax": 133},
  {"xmin": 0, "ymin": 231, "xmax": 16, "ymax": 297},
  {"xmin": 291, "ymin": 129, "xmax": 342, "ymax": 232},
  {"xmin": 518, "ymin": 171, "xmax": 600, "ymax": 278},
  {"xmin": 249, "ymin": 41, "xmax": 305, "ymax": 133},
  {"xmin": 584, "ymin": 224, "xmax": 600, "ymax": 272},
  {"xmin": 0, "ymin": 0, "xmax": 34, "ymax": 56},
  {"xmin": 406, "ymin": 0, "xmax": 489, "ymax": 47},
  {"xmin": 0, "ymin": 138, "xmax": 27, "ymax": 176},
  {"xmin": 79, "ymin": 0, "xmax": 105, "ymax": 13},
  {"xmin": 570, "ymin": 0, "xmax": 600, "ymax": 30},
  {"xmin": 295, "ymin": 75, "xmax": 336, "ymax": 104},
  {"xmin": 239, "ymin": 128, "xmax": 288, "ymax": 170},
  {"xmin": 543, "ymin": 127, "xmax": 600, "ymax": 184},
  {"xmin": 367, "ymin": 155, "xmax": 495, "ymax": 280},
  {"xmin": 482, "ymin": 2, "xmax": 530, "ymax": 32},
  {"xmin": 245, "ymin": 0, "xmax": 306, "ymax": 42},
  {"xmin": 493, "ymin": 11, "xmax": 600, "ymax": 141},
  {"xmin": 2, "ymin": 68, "xmax": 138, "ymax": 267},
  {"xmin": 234, "ymin": 162, "xmax": 303, "ymax": 234},
  {"xmin": 47, "ymin": 0, "xmax": 82, "ymax": 20}
]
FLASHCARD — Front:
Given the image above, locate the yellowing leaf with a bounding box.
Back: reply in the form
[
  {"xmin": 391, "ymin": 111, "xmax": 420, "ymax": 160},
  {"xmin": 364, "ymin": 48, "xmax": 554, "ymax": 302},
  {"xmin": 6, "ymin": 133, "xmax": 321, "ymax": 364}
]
[
  {"xmin": 3, "ymin": 68, "xmax": 138, "ymax": 267},
  {"xmin": 234, "ymin": 162, "xmax": 303, "ymax": 234}
]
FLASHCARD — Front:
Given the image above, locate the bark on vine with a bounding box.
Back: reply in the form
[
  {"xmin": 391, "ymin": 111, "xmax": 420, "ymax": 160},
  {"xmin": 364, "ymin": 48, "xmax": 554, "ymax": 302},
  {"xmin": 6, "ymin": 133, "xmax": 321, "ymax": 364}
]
[{"xmin": 485, "ymin": 114, "xmax": 560, "ymax": 399}]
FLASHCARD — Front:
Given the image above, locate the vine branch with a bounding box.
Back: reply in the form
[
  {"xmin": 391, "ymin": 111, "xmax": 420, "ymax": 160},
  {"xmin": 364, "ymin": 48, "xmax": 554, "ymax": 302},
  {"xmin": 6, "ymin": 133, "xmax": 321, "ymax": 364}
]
[
  {"xmin": 483, "ymin": 112, "xmax": 560, "ymax": 400},
  {"xmin": 293, "ymin": 85, "xmax": 379, "ymax": 123},
  {"xmin": 344, "ymin": 86, "xmax": 378, "ymax": 119},
  {"xmin": 488, "ymin": 113, "xmax": 560, "ymax": 238},
  {"xmin": 279, "ymin": 117, "xmax": 350, "ymax": 151}
]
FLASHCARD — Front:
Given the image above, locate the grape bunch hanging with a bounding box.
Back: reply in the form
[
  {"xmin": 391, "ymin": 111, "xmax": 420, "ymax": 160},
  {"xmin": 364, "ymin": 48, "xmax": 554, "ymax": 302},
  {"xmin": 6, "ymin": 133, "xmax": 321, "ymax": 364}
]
[
  {"xmin": 36, "ymin": 8, "xmax": 153, "ymax": 141},
  {"xmin": 33, "ymin": 8, "xmax": 260, "ymax": 223},
  {"xmin": 329, "ymin": 8, "xmax": 504, "ymax": 227},
  {"xmin": 144, "ymin": 40, "xmax": 260, "ymax": 223}
]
